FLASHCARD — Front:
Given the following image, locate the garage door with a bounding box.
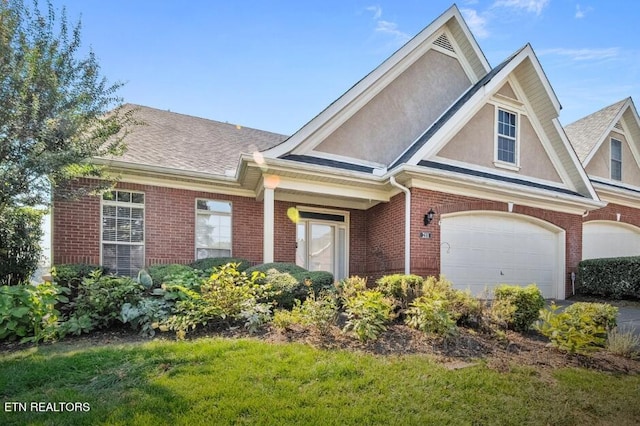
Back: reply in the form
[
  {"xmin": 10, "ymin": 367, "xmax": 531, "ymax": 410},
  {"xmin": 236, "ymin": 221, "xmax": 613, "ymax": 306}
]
[
  {"xmin": 583, "ymin": 221, "xmax": 640, "ymax": 260},
  {"xmin": 440, "ymin": 212, "xmax": 564, "ymax": 299}
]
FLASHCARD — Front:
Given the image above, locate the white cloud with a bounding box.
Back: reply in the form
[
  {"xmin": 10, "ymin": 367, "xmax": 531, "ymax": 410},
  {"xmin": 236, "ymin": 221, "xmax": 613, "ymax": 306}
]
[
  {"xmin": 574, "ymin": 4, "xmax": 593, "ymax": 19},
  {"xmin": 375, "ymin": 20, "xmax": 410, "ymax": 42},
  {"xmin": 461, "ymin": 8, "xmax": 490, "ymax": 39},
  {"xmin": 538, "ymin": 47, "xmax": 620, "ymax": 61},
  {"xmin": 365, "ymin": 5, "xmax": 410, "ymax": 44},
  {"xmin": 366, "ymin": 5, "xmax": 382, "ymax": 20},
  {"xmin": 492, "ymin": 0, "xmax": 550, "ymax": 15}
]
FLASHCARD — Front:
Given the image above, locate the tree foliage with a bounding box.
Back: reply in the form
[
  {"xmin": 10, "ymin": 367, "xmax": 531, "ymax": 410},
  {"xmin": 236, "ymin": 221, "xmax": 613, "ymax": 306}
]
[
  {"xmin": 0, "ymin": 206, "xmax": 44, "ymax": 285},
  {"xmin": 0, "ymin": 0, "xmax": 136, "ymax": 209}
]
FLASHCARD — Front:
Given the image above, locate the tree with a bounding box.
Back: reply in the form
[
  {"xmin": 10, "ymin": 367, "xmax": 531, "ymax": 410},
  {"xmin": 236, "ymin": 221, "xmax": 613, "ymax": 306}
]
[
  {"xmin": 0, "ymin": 0, "xmax": 137, "ymax": 284},
  {"xmin": 0, "ymin": 0, "xmax": 136, "ymax": 211}
]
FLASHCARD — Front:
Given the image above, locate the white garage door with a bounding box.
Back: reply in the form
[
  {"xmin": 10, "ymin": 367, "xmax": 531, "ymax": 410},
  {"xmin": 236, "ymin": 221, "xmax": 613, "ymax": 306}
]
[
  {"xmin": 440, "ymin": 212, "xmax": 563, "ymax": 299},
  {"xmin": 583, "ymin": 221, "xmax": 640, "ymax": 260}
]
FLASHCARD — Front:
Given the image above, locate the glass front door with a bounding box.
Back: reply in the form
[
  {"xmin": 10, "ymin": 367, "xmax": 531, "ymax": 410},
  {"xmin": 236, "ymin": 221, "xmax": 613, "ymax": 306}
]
[{"xmin": 296, "ymin": 217, "xmax": 347, "ymax": 280}]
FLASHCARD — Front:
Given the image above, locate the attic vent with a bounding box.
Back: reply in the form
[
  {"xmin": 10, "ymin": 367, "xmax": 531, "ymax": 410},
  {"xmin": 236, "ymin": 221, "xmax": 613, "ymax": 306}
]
[
  {"xmin": 614, "ymin": 121, "xmax": 624, "ymax": 131},
  {"xmin": 433, "ymin": 33, "xmax": 455, "ymax": 53}
]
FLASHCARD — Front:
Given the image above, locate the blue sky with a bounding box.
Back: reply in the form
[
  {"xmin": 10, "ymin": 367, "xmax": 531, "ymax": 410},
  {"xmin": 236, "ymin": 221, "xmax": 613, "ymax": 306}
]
[{"xmin": 51, "ymin": 0, "xmax": 640, "ymax": 135}]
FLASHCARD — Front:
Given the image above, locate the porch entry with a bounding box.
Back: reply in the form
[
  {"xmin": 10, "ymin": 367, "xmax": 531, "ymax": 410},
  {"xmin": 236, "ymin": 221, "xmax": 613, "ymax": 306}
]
[{"xmin": 295, "ymin": 208, "xmax": 348, "ymax": 281}]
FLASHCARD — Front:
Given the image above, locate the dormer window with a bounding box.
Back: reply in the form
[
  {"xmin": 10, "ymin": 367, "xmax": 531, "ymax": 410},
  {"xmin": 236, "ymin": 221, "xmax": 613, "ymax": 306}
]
[
  {"xmin": 496, "ymin": 108, "xmax": 518, "ymax": 166},
  {"xmin": 611, "ymin": 138, "xmax": 622, "ymax": 181}
]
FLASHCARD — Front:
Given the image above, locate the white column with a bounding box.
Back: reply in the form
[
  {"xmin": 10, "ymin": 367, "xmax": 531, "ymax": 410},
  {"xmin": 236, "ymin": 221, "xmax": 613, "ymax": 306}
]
[{"xmin": 263, "ymin": 185, "xmax": 275, "ymax": 263}]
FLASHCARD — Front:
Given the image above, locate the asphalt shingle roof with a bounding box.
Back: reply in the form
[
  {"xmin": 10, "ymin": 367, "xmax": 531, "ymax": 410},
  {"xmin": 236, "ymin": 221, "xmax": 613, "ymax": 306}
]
[
  {"xmin": 564, "ymin": 98, "xmax": 628, "ymax": 162},
  {"xmin": 104, "ymin": 104, "xmax": 289, "ymax": 175}
]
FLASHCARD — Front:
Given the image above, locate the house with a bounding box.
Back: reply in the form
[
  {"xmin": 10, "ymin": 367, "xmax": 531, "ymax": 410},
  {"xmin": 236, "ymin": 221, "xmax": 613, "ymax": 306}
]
[
  {"xmin": 565, "ymin": 98, "xmax": 640, "ymax": 261},
  {"xmin": 53, "ymin": 5, "xmax": 612, "ymax": 299}
]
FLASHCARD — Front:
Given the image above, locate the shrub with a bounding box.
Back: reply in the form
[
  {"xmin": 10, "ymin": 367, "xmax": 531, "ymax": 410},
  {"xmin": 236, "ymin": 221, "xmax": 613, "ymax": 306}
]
[
  {"xmin": 335, "ymin": 276, "xmax": 368, "ymax": 302},
  {"xmin": 0, "ymin": 206, "xmax": 45, "ymax": 286},
  {"xmin": 405, "ymin": 297, "xmax": 457, "ymax": 336},
  {"xmin": 147, "ymin": 264, "xmax": 194, "ymax": 285},
  {"xmin": 578, "ymin": 257, "xmax": 640, "ymax": 299},
  {"xmin": 190, "ymin": 257, "xmax": 251, "ymax": 272},
  {"xmin": 606, "ymin": 326, "xmax": 640, "ymax": 358},
  {"xmin": 375, "ymin": 274, "xmax": 424, "ymax": 308},
  {"xmin": 491, "ymin": 284, "xmax": 544, "ymax": 331},
  {"xmin": 262, "ymin": 269, "xmax": 301, "ymax": 309},
  {"xmin": 120, "ymin": 298, "xmax": 172, "ymax": 337},
  {"xmin": 343, "ymin": 290, "xmax": 394, "ymax": 342},
  {"xmin": 537, "ymin": 302, "xmax": 617, "ymax": 353},
  {"xmin": 52, "ymin": 264, "xmax": 107, "ymax": 316},
  {"xmin": 0, "ymin": 282, "xmax": 63, "ymax": 343},
  {"xmin": 245, "ymin": 262, "xmax": 307, "ymax": 276},
  {"xmin": 272, "ymin": 309, "xmax": 303, "ymax": 330},
  {"xmin": 564, "ymin": 302, "xmax": 618, "ymax": 330},
  {"xmin": 72, "ymin": 272, "xmax": 144, "ymax": 330},
  {"xmin": 291, "ymin": 271, "xmax": 334, "ymax": 295}
]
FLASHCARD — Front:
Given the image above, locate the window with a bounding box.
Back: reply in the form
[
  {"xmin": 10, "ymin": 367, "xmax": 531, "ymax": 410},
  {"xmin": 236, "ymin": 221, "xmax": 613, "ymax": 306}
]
[
  {"xmin": 497, "ymin": 109, "xmax": 517, "ymax": 164},
  {"xmin": 611, "ymin": 138, "xmax": 622, "ymax": 181},
  {"xmin": 102, "ymin": 190, "xmax": 144, "ymax": 276},
  {"xmin": 196, "ymin": 199, "xmax": 232, "ymax": 260}
]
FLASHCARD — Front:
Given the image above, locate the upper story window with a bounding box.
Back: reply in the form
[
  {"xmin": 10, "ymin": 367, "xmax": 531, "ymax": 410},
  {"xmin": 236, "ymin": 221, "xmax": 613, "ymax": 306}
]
[
  {"xmin": 497, "ymin": 109, "xmax": 517, "ymax": 165},
  {"xmin": 196, "ymin": 199, "xmax": 232, "ymax": 260},
  {"xmin": 101, "ymin": 190, "xmax": 145, "ymax": 277},
  {"xmin": 611, "ymin": 138, "xmax": 622, "ymax": 181}
]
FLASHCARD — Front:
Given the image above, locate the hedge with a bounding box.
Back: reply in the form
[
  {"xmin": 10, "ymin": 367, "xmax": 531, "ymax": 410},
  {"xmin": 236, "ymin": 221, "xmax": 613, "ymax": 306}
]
[
  {"xmin": 189, "ymin": 257, "xmax": 252, "ymax": 272},
  {"xmin": 578, "ymin": 256, "xmax": 640, "ymax": 299}
]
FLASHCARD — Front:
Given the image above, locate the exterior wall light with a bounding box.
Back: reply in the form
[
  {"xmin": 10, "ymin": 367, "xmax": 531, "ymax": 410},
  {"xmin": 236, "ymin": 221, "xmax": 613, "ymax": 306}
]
[{"xmin": 424, "ymin": 208, "xmax": 435, "ymax": 226}]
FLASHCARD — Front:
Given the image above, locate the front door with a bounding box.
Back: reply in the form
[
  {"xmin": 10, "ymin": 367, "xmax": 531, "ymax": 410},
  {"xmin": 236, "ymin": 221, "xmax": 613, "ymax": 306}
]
[{"xmin": 295, "ymin": 209, "xmax": 348, "ymax": 280}]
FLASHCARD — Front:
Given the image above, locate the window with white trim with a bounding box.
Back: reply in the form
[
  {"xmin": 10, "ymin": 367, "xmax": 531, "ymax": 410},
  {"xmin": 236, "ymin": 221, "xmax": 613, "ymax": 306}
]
[
  {"xmin": 196, "ymin": 199, "xmax": 232, "ymax": 260},
  {"xmin": 497, "ymin": 108, "xmax": 517, "ymax": 164},
  {"xmin": 611, "ymin": 138, "xmax": 622, "ymax": 181},
  {"xmin": 101, "ymin": 190, "xmax": 145, "ymax": 276}
]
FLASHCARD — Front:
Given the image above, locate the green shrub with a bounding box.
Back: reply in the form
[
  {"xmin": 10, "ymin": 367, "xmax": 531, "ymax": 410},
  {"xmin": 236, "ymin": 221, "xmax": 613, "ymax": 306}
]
[
  {"xmin": 537, "ymin": 302, "xmax": 618, "ymax": 353},
  {"xmin": 578, "ymin": 257, "xmax": 640, "ymax": 299},
  {"xmin": 72, "ymin": 272, "xmax": 144, "ymax": 330},
  {"xmin": 564, "ymin": 302, "xmax": 618, "ymax": 330},
  {"xmin": 0, "ymin": 282, "xmax": 63, "ymax": 343},
  {"xmin": 405, "ymin": 297, "xmax": 457, "ymax": 336},
  {"xmin": 343, "ymin": 290, "xmax": 394, "ymax": 342},
  {"xmin": 375, "ymin": 274, "xmax": 424, "ymax": 308},
  {"xmin": 52, "ymin": 264, "xmax": 107, "ymax": 315},
  {"xmin": 120, "ymin": 298, "xmax": 172, "ymax": 337},
  {"xmin": 262, "ymin": 269, "xmax": 301, "ymax": 309},
  {"xmin": 159, "ymin": 263, "xmax": 268, "ymax": 338},
  {"xmin": 190, "ymin": 257, "xmax": 251, "ymax": 272},
  {"xmin": 292, "ymin": 271, "xmax": 335, "ymax": 295},
  {"xmin": 147, "ymin": 264, "xmax": 194, "ymax": 285},
  {"xmin": 272, "ymin": 308, "xmax": 303, "ymax": 330},
  {"xmin": 335, "ymin": 276, "xmax": 368, "ymax": 302},
  {"xmin": 606, "ymin": 326, "xmax": 640, "ymax": 358},
  {"xmin": 0, "ymin": 206, "xmax": 45, "ymax": 286},
  {"xmin": 491, "ymin": 284, "xmax": 544, "ymax": 332},
  {"xmin": 272, "ymin": 292, "xmax": 338, "ymax": 335}
]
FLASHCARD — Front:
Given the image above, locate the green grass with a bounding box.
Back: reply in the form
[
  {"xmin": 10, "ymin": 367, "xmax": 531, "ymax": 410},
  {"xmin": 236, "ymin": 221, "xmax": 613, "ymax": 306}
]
[{"xmin": 1, "ymin": 338, "xmax": 640, "ymax": 425}]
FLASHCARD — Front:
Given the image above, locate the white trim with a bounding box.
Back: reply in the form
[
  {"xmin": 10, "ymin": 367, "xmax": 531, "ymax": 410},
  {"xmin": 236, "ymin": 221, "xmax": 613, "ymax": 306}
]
[
  {"xmin": 306, "ymin": 150, "xmax": 387, "ymax": 170},
  {"xmin": 389, "ymin": 177, "xmax": 411, "ymax": 275},
  {"xmin": 194, "ymin": 199, "xmax": 233, "ymax": 260},
  {"xmin": 430, "ymin": 156, "xmax": 571, "ymax": 190},
  {"xmin": 263, "ymin": 186, "xmax": 275, "ymax": 263}
]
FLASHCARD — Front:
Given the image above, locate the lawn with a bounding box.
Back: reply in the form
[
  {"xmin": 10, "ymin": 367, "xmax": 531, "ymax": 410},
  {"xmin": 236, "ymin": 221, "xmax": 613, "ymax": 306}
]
[{"xmin": 2, "ymin": 337, "xmax": 639, "ymax": 425}]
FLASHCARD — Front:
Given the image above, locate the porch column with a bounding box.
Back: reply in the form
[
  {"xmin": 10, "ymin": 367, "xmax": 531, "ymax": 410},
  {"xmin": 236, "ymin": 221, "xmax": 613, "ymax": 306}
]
[{"xmin": 263, "ymin": 182, "xmax": 275, "ymax": 263}]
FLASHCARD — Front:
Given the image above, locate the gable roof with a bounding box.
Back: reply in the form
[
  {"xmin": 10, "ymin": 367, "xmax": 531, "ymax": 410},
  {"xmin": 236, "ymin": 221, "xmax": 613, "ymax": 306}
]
[
  {"xmin": 564, "ymin": 97, "xmax": 636, "ymax": 164},
  {"xmin": 261, "ymin": 4, "xmax": 490, "ymax": 163},
  {"xmin": 101, "ymin": 104, "xmax": 288, "ymax": 176}
]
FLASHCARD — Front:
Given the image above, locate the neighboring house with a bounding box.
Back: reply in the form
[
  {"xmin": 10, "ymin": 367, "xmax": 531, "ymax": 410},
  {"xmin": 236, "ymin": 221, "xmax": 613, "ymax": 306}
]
[
  {"xmin": 53, "ymin": 5, "xmax": 611, "ymax": 299},
  {"xmin": 565, "ymin": 97, "xmax": 640, "ymax": 261}
]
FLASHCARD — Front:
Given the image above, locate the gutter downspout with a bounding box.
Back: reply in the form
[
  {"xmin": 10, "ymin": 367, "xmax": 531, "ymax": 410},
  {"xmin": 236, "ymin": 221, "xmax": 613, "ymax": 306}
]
[{"xmin": 389, "ymin": 176, "xmax": 411, "ymax": 275}]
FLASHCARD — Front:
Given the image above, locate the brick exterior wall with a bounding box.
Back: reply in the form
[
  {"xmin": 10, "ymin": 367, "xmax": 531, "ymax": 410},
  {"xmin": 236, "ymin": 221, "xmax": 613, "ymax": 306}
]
[
  {"xmin": 55, "ymin": 179, "xmax": 615, "ymax": 298},
  {"xmin": 410, "ymin": 187, "xmax": 584, "ymax": 298}
]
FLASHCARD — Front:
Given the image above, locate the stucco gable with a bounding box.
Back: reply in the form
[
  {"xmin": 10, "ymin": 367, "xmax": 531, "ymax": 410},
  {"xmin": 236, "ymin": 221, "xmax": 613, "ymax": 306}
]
[{"xmin": 261, "ymin": 5, "xmax": 491, "ymax": 168}]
